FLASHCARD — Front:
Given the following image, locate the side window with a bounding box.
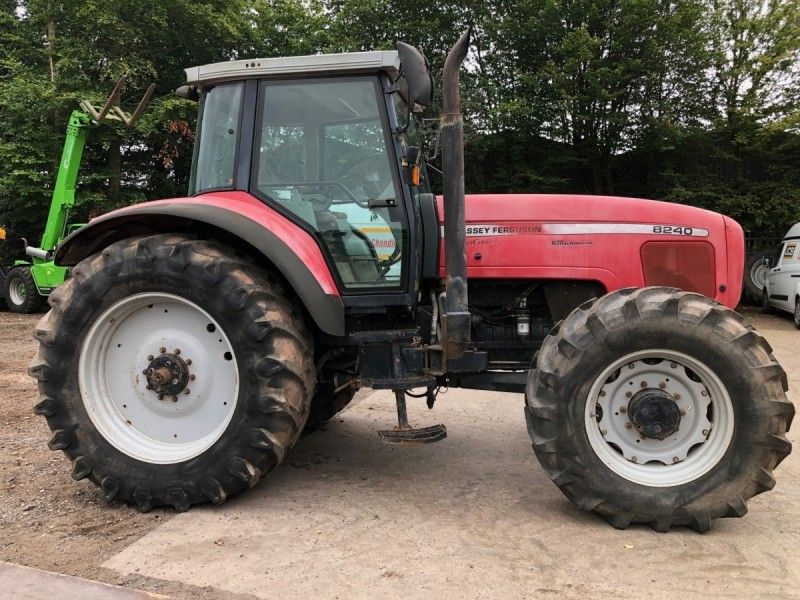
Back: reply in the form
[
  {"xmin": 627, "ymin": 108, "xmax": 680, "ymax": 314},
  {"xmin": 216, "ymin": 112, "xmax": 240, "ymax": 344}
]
[
  {"xmin": 781, "ymin": 242, "xmax": 796, "ymax": 265},
  {"xmin": 191, "ymin": 84, "xmax": 243, "ymax": 194},
  {"xmin": 256, "ymin": 79, "xmax": 406, "ymax": 290}
]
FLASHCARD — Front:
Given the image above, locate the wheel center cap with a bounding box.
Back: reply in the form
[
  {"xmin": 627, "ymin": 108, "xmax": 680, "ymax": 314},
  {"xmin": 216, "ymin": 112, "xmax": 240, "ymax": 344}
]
[
  {"xmin": 628, "ymin": 389, "xmax": 681, "ymax": 440},
  {"xmin": 145, "ymin": 353, "xmax": 189, "ymax": 397}
]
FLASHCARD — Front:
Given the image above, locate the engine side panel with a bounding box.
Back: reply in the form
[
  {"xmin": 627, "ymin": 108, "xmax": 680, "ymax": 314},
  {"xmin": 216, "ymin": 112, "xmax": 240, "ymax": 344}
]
[{"xmin": 437, "ymin": 194, "xmax": 741, "ymax": 308}]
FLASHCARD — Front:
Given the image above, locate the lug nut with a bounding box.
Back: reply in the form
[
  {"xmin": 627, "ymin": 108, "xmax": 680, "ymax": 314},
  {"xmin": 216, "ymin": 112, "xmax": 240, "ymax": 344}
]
[
  {"xmin": 702, "ymin": 429, "xmax": 710, "ymax": 436},
  {"xmin": 640, "ymin": 381, "xmax": 648, "ymax": 388},
  {"xmin": 158, "ymin": 394, "xmax": 164, "ymax": 400},
  {"xmin": 619, "ymin": 407, "xmax": 627, "ymax": 414},
  {"xmin": 174, "ymin": 348, "xmax": 181, "ymax": 355},
  {"xmin": 146, "ymin": 385, "xmax": 151, "ymax": 390},
  {"xmin": 670, "ymin": 362, "xmax": 677, "ymax": 368},
  {"xmin": 599, "ymin": 390, "xmax": 606, "ymax": 397},
  {"xmin": 680, "ymin": 409, "xmax": 686, "ymax": 416},
  {"xmin": 184, "ymin": 389, "xmax": 190, "ymax": 395},
  {"xmin": 160, "ymin": 347, "xmax": 166, "ymax": 354},
  {"xmin": 601, "ymin": 429, "xmax": 608, "ymax": 436},
  {"xmin": 147, "ymin": 355, "xmax": 154, "ymax": 361},
  {"xmin": 625, "ymin": 422, "xmax": 633, "ymax": 429},
  {"xmin": 142, "ymin": 369, "xmax": 148, "ymax": 375},
  {"xmin": 628, "ymin": 364, "xmax": 635, "ymax": 369},
  {"xmin": 659, "ymin": 382, "xmax": 666, "ymax": 389},
  {"xmin": 673, "ymin": 393, "xmax": 681, "ymax": 400},
  {"xmin": 701, "ymin": 390, "xmax": 708, "ymax": 397},
  {"xmin": 186, "ymin": 359, "xmax": 192, "ymax": 366},
  {"xmin": 171, "ymin": 395, "xmax": 178, "ymax": 402},
  {"xmin": 631, "ymin": 456, "xmax": 638, "ymax": 463},
  {"xmin": 189, "ymin": 374, "xmax": 196, "ymax": 381},
  {"xmin": 672, "ymin": 457, "xmax": 680, "ymax": 463},
  {"xmin": 625, "ymin": 391, "xmax": 632, "ymax": 398}
]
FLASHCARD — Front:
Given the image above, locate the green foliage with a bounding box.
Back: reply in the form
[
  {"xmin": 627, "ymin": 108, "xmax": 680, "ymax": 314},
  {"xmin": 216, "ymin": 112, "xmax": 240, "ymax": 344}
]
[{"xmin": 1, "ymin": 0, "xmax": 799, "ymax": 265}]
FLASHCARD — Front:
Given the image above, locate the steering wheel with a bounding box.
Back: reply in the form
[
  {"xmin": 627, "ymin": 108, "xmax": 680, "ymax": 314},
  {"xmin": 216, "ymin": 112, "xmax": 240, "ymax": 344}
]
[{"xmin": 335, "ymin": 153, "xmax": 393, "ymax": 202}]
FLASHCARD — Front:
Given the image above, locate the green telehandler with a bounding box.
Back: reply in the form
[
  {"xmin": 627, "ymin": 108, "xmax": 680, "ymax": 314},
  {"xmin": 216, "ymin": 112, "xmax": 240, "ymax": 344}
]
[{"xmin": 2, "ymin": 79, "xmax": 154, "ymax": 313}]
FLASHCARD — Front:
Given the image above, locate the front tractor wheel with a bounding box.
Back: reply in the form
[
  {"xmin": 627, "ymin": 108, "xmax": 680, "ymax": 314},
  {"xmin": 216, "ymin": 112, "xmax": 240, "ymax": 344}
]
[
  {"xmin": 526, "ymin": 287, "xmax": 793, "ymax": 532},
  {"xmin": 30, "ymin": 235, "xmax": 315, "ymax": 511}
]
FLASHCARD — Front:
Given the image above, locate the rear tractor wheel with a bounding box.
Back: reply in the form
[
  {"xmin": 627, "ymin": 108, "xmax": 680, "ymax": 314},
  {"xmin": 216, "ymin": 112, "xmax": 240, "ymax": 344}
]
[
  {"xmin": 526, "ymin": 287, "xmax": 793, "ymax": 532},
  {"xmin": 29, "ymin": 234, "xmax": 315, "ymax": 511}
]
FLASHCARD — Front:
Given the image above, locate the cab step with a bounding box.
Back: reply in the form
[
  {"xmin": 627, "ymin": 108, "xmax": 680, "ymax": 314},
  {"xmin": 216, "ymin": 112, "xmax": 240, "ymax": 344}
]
[{"xmin": 377, "ymin": 390, "xmax": 447, "ymax": 445}]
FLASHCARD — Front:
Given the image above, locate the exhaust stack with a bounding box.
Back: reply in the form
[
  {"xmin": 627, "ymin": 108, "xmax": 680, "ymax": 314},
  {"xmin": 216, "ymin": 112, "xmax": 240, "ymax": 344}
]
[{"xmin": 440, "ymin": 29, "xmax": 471, "ymax": 358}]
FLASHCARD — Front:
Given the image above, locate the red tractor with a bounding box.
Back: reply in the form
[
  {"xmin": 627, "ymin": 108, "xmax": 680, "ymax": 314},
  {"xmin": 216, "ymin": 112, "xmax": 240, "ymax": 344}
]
[{"xmin": 31, "ymin": 32, "xmax": 792, "ymax": 531}]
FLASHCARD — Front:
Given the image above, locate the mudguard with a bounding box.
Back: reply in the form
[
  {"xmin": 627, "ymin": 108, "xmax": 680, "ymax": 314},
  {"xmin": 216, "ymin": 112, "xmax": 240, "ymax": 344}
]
[{"xmin": 55, "ymin": 191, "xmax": 344, "ymax": 336}]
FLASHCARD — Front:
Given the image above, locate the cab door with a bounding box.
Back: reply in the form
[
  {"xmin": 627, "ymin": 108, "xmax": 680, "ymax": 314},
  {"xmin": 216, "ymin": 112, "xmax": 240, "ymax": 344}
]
[{"xmin": 251, "ymin": 77, "xmax": 410, "ymax": 297}]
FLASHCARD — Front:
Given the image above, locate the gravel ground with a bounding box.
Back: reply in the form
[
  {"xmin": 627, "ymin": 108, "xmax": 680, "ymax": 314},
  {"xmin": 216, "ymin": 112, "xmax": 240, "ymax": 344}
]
[{"xmin": 0, "ymin": 305, "xmax": 797, "ymax": 598}]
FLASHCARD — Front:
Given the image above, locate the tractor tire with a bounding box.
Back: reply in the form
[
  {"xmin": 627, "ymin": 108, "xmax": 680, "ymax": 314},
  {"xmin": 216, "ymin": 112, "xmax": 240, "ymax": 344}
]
[
  {"xmin": 29, "ymin": 234, "xmax": 315, "ymax": 512},
  {"xmin": 743, "ymin": 248, "xmax": 773, "ymax": 305},
  {"xmin": 4, "ymin": 265, "xmax": 44, "ymax": 313},
  {"xmin": 305, "ymin": 383, "xmax": 356, "ymax": 431},
  {"xmin": 525, "ymin": 287, "xmax": 793, "ymax": 532}
]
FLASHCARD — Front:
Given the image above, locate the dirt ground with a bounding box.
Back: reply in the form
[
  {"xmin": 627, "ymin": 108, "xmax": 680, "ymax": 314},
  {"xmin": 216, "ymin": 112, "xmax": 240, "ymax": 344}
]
[{"xmin": 0, "ymin": 306, "xmax": 798, "ymax": 598}]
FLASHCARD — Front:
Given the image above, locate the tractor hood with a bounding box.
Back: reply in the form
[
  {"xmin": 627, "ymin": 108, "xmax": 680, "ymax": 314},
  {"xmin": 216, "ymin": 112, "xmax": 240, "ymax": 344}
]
[{"xmin": 435, "ymin": 193, "xmax": 745, "ymax": 308}]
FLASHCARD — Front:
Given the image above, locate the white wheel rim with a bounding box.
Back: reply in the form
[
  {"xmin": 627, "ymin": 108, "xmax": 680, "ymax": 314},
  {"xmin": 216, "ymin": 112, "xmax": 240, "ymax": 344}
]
[
  {"xmin": 750, "ymin": 261, "xmax": 768, "ymax": 290},
  {"xmin": 79, "ymin": 293, "xmax": 239, "ymax": 464},
  {"xmin": 585, "ymin": 349, "xmax": 734, "ymax": 487},
  {"xmin": 9, "ymin": 278, "xmax": 26, "ymax": 305}
]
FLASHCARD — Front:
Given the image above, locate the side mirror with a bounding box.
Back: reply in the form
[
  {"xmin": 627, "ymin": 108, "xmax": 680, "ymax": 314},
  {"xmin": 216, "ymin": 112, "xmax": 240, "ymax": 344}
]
[
  {"xmin": 175, "ymin": 85, "xmax": 199, "ymax": 101},
  {"xmin": 396, "ymin": 42, "xmax": 434, "ymax": 107}
]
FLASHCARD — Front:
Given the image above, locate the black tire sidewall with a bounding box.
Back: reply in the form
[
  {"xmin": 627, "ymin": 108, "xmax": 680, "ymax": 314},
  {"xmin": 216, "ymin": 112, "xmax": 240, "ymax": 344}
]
[
  {"xmin": 43, "ymin": 237, "xmax": 313, "ymax": 503},
  {"xmin": 5, "ymin": 267, "xmax": 41, "ymax": 313},
  {"xmin": 552, "ymin": 317, "xmax": 772, "ymax": 515},
  {"xmin": 744, "ymin": 249, "xmax": 772, "ymax": 304}
]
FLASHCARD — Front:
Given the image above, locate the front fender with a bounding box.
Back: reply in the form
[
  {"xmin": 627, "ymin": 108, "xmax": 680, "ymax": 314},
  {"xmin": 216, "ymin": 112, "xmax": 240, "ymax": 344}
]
[{"xmin": 56, "ymin": 191, "xmax": 344, "ymax": 336}]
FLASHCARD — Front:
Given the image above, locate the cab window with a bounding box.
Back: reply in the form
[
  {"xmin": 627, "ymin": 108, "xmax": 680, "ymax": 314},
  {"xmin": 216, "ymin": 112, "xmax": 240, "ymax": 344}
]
[
  {"xmin": 255, "ymin": 78, "xmax": 406, "ymax": 290},
  {"xmin": 191, "ymin": 83, "xmax": 243, "ymax": 194}
]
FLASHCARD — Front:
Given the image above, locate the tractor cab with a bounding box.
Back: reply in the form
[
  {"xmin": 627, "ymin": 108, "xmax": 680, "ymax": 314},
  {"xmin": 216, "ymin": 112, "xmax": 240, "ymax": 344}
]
[{"xmin": 184, "ymin": 48, "xmax": 434, "ymax": 297}]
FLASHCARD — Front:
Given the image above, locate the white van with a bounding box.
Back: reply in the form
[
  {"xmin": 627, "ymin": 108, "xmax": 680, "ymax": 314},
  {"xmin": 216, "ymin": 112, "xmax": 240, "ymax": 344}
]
[{"xmin": 763, "ymin": 222, "xmax": 800, "ymax": 328}]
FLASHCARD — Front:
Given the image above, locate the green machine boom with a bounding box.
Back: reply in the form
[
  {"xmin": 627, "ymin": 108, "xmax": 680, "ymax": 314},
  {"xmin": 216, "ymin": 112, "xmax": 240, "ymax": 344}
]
[{"xmin": 2, "ymin": 78, "xmax": 154, "ymax": 313}]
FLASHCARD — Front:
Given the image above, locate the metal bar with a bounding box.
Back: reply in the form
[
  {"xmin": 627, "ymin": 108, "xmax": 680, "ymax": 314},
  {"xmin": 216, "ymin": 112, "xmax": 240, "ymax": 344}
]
[
  {"xmin": 394, "ymin": 389, "xmax": 409, "ymax": 429},
  {"xmin": 97, "ymin": 77, "xmax": 126, "ymax": 121},
  {"xmin": 128, "ymin": 83, "xmax": 156, "ymax": 126}
]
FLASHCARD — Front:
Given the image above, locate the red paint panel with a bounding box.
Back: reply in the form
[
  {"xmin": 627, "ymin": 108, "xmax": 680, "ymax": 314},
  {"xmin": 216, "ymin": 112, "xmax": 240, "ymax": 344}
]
[
  {"xmin": 104, "ymin": 191, "xmax": 340, "ymax": 297},
  {"xmin": 437, "ymin": 194, "xmax": 738, "ymax": 308}
]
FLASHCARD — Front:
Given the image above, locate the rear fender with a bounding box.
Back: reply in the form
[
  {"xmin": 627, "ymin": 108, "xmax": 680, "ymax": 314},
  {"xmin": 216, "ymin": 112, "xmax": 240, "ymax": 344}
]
[{"xmin": 55, "ymin": 193, "xmax": 344, "ymax": 336}]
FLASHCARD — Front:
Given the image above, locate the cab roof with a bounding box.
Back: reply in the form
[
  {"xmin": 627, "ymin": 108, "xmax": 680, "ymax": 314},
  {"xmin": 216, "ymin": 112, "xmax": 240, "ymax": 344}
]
[{"xmin": 185, "ymin": 51, "xmax": 400, "ymax": 87}]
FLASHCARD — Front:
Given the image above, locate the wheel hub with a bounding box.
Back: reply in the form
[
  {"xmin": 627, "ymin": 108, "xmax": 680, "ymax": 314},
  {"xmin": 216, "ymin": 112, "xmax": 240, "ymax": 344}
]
[
  {"xmin": 628, "ymin": 389, "xmax": 681, "ymax": 440},
  {"xmin": 144, "ymin": 352, "xmax": 190, "ymax": 398}
]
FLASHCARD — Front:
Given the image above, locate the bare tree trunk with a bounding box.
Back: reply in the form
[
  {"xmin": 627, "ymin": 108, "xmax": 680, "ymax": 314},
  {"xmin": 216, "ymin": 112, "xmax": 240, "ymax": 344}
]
[
  {"xmin": 47, "ymin": 3, "xmax": 56, "ymax": 83},
  {"xmin": 109, "ymin": 141, "xmax": 121, "ymax": 203}
]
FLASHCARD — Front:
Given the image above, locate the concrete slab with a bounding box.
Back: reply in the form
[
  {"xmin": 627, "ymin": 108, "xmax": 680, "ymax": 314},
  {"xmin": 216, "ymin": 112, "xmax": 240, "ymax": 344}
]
[
  {"xmin": 103, "ymin": 370, "xmax": 800, "ymax": 599},
  {"xmin": 0, "ymin": 560, "xmax": 168, "ymax": 599}
]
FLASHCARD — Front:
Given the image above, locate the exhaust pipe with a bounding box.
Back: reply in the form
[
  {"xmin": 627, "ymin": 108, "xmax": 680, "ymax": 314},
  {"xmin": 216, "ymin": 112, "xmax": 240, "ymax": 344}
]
[{"xmin": 440, "ymin": 29, "xmax": 471, "ymax": 358}]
